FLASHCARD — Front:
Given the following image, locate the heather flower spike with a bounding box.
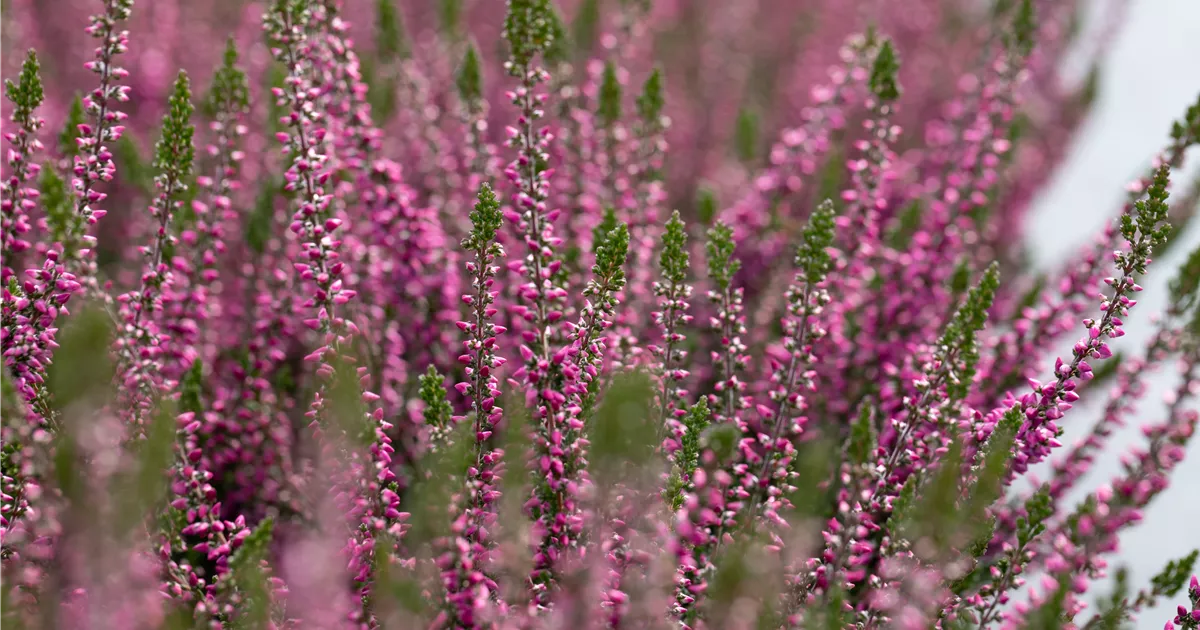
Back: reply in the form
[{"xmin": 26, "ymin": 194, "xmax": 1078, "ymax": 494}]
[
  {"xmin": 705, "ymin": 220, "xmax": 746, "ymax": 426},
  {"xmin": 654, "ymin": 210, "xmax": 693, "ymax": 434},
  {"xmin": 113, "ymin": 70, "xmax": 195, "ymax": 433},
  {"xmin": 665, "ymin": 398, "xmax": 710, "ymax": 510},
  {"xmin": 69, "ymin": 0, "xmax": 134, "ymax": 290},
  {"xmin": 2, "ymin": 51, "xmax": 45, "ymax": 283},
  {"xmin": 444, "ymin": 182, "xmax": 507, "ymax": 624}
]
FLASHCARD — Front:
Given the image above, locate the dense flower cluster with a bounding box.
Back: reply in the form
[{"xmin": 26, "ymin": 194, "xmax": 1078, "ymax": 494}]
[{"xmin": 3, "ymin": 0, "xmax": 1200, "ymax": 628}]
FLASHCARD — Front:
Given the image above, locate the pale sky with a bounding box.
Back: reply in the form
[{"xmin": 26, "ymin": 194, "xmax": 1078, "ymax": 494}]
[{"xmin": 1026, "ymin": 0, "xmax": 1200, "ymax": 626}]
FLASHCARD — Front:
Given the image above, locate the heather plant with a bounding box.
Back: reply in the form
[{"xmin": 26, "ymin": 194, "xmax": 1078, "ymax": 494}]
[{"xmin": 3, "ymin": 0, "xmax": 1200, "ymax": 628}]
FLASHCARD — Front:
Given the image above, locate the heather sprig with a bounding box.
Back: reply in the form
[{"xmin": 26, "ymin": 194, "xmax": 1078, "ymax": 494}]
[
  {"xmin": 68, "ymin": 0, "xmax": 134, "ymax": 291},
  {"xmin": 1013, "ymin": 165, "xmax": 1172, "ymax": 477},
  {"xmin": 664, "ymin": 398, "xmax": 710, "ymax": 511},
  {"xmin": 420, "ymin": 365, "xmax": 454, "ymax": 450},
  {"xmin": 443, "ymin": 183, "xmax": 508, "ymax": 625},
  {"xmin": 502, "ymin": 0, "xmax": 567, "ymax": 390},
  {"xmin": 653, "ymin": 210, "xmax": 694, "ymax": 439},
  {"xmin": 871, "ymin": 262, "xmax": 1000, "ymax": 510},
  {"xmin": 59, "ymin": 96, "xmax": 87, "ymax": 160},
  {"xmin": 265, "ymin": 1, "xmax": 403, "ymax": 617},
  {"xmin": 705, "ymin": 221, "xmax": 747, "ymax": 427},
  {"xmin": 746, "ymin": 199, "xmax": 838, "ymax": 524},
  {"xmin": 2, "ymin": 51, "xmax": 45, "ymax": 284},
  {"xmin": 528, "ymin": 219, "xmax": 629, "ymax": 603},
  {"xmin": 163, "ymin": 39, "xmax": 249, "ymax": 380},
  {"xmin": 112, "ymin": 71, "xmax": 195, "ymax": 435}
]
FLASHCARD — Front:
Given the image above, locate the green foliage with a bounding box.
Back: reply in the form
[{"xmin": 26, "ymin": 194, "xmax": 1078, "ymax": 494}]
[
  {"xmin": 504, "ymin": 0, "xmax": 557, "ymax": 68},
  {"xmin": 59, "ymin": 95, "xmax": 86, "ymax": 158},
  {"xmin": 637, "ymin": 67, "xmax": 665, "ymax": 124},
  {"xmin": 362, "ymin": 56, "xmax": 398, "ymax": 127},
  {"xmin": 375, "ymin": 0, "xmax": 409, "ymax": 61},
  {"xmin": 456, "ymin": 40, "xmax": 484, "ymax": 107},
  {"xmin": 913, "ymin": 440, "xmax": 965, "ymax": 551},
  {"xmin": 465, "ymin": 182, "xmax": 504, "ymax": 249},
  {"xmin": 1016, "ymin": 485, "xmax": 1053, "ymax": 549},
  {"xmin": 371, "ymin": 533, "xmax": 430, "ymax": 621},
  {"xmin": 813, "ymin": 143, "xmax": 847, "ymax": 210},
  {"xmin": 4, "ymin": 50, "xmax": 45, "ymax": 128},
  {"xmin": 246, "ymin": 177, "xmax": 280, "ymax": 254},
  {"xmin": 1088, "ymin": 350, "xmax": 1125, "ymax": 388},
  {"xmin": 113, "ymin": 134, "xmax": 155, "ymax": 195},
  {"xmin": 597, "ymin": 61, "xmax": 622, "ymax": 127},
  {"xmin": 439, "ymin": 0, "xmax": 463, "ymax": 39},
  {"xmin": 1150, "ymin": 550, "xmax": 1200, "ymax": 599},
  {"xmin": 324, "ymin": 355, "xmax": 374, "ymax": 446},
  {"xmin": 154, "ymin": 71, "xmax": 196, "ymax": 189},
  {"xmin": 796, "ymin": 199, "xmax": 838, "ymax": 284},
  {"xmin": 179, "ymin": 360, "xmax": 205, "ymax": 417},
  {"xmin": 1090, "ymin": 567, "xmax": 1132, "ymax": 630},
  {"xmin": 39, "ymin": 166, "xmax": 79, "ymax": 251},
  {"xmin": 696, "ymin": 187, "xmax": 718, "ymax": 226},
  {"xmin": 1078, "ymin": 63, "xmax": 1101, "ymax": 108},
  {"xmin": 847, "ymin": 403, "xmax": 876, "ymax": 465},
  {"xmin": 659, "ymin": 210, "xmax": 690, "ymax": 287},
  {"xmin": 592, "ymin": 206, "xmax": 619, "ymax": 254},
  {"xmin": 399, "ymin": 418, "xmax": 473, "ymax": 547},
  {"xmin": 706, "ymin": 221, "xmax": 740, "ymax": 292},
  {"xmin": 1169, "ymin": 242, "xmax": 1200, "ymax": 315},
  {"xmin": 665, "ymin": 398, "xmax": 710, "ymax": 510},
  {"xmin": 1170, "ymin": 92, "xmax": 1200, "ymax": 145},
  {"xmin": 868, "ymin": 39, "xmax": 901, "ymax": 102},
  {"xmin": 949, "ymin": 258, "xmax": 972, "ymax": 296},
  {"xmin": 939, "ymin": 262, "xmax": 1000, "ymax": 401},
  {"xmin": 202, "ymin": 39, "xmax": 250, "ymax": 119},
  {"xmin": 226, "ymin": 519, "xmax": 275, "ymax": 629},
  {"xmin": 593, "ymin": 221, "xmax": 630, "ymax": 286},
  {"xmin": 781, "ymin": 435, "xmax": 838, "ymax": 518},
  {"xmin": 1011, "ymin": 0, "xmax": 1037, "ymax": 57},
  {"xmin": 1120, "ymin": 165, "xmax": 1173, "ymax": 275},
  {"xmin": 888, "ymin": 474, "xmax": 919, "ymax": 536},
  {"xmin": 1014, "ymin": 274, "xmax": 1046, "ymax": 314},
  {"xmin": 116, "ymin": 403, "xmax": 178, "ymax": 537},
  {"xmin": 733, "ymin": 106, "xmax": 760, "ymax": 164},
  {"xmin": 571, "ymin": 0, "xmax": 601, "ymax": 58},
  {"xmin": 968, "ymin": 407, "xmax": 1021, "ymax": 509},
  {"xmin": 0, "ymin": 372, "xmax": 20, "ymax": 424},
  {"xmin": 542, "ymin": 3, "xmax": 571, "ymax": 67},
  {"xmin": 48, "ymin": 307, "xmax": 114, "ymax": 412},
  {"xmin": 264, "ymin": 62, "xmax": 289, "ymax": 136},
  {"xmin": 591, "ymin": 370, "xmax": 658, "ymax": 482},
  {"xmin": 418, "ymin": 365, "xmax": 453, "ymax": 446},
  {"xmin": 887, "ymin": 200, "xmax": 924, "ymax": 249},
  {"xmin": 701, "ymin": 422, "xmax": 740, "ymax": 464}
]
